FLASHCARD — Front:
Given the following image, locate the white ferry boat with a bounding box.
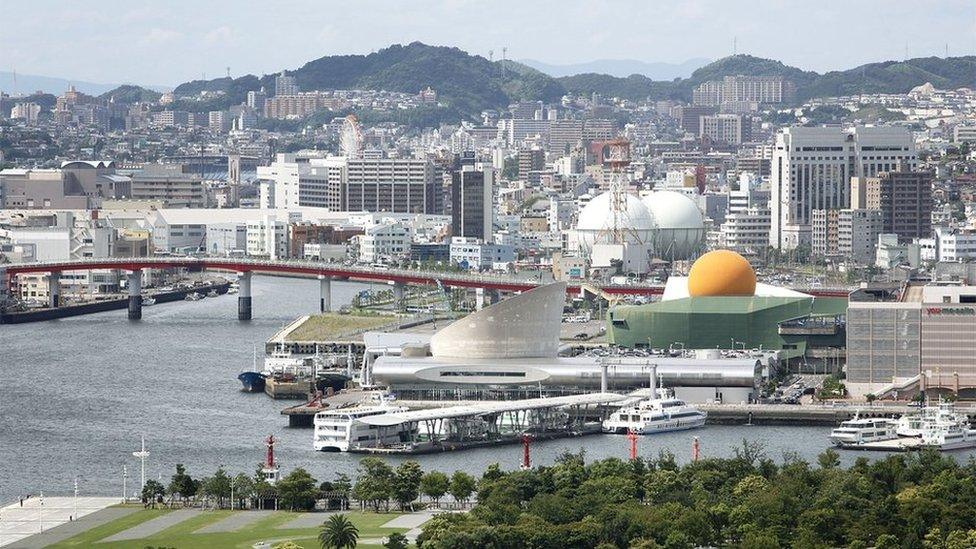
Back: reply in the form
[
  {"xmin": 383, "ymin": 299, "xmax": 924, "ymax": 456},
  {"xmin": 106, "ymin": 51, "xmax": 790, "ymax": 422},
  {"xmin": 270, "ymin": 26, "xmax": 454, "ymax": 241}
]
[
  {"xmin": 829, "ymin": 415, "xmax": 898, "ymax": 447},
  {"xmin": 602, "ymin": 389, "xmax": 707, "ymax": 435},
  {"xmin": 313, "ymin": 403, "xmax": 413, "ymax": 452}
]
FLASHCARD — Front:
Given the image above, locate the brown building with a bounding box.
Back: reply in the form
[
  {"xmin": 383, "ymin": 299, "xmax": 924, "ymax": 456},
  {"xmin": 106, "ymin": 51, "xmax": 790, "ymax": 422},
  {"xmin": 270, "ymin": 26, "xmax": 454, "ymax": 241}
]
[
  {"xmin": 517, "ymin": 148, "xmax": 545, "ymax": 180},
  {"xmin": 851, "ymin": 170, "xmax": 933, "ymax": 242},
  {"xmin": 289, "ymin": 223, "xmax": 363, "ymax": 258}
]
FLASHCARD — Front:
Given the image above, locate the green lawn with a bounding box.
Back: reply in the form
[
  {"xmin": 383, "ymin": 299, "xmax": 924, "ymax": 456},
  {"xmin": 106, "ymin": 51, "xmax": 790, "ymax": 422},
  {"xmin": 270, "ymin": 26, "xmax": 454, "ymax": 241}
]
[
  {"xmin": 50, "ymin": 506, "xmax": 407, "ymax": 549},
  {"xmin": 286, "ymin": 313, "xmax": 395, "ymax": 341}
]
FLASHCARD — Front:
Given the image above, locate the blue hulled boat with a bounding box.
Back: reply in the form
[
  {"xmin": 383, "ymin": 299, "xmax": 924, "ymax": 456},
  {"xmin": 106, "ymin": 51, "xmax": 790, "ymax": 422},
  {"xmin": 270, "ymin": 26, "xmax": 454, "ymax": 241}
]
[{"xmin": 238, "ymin": 371, "xmax": 267, "ymax": 392}]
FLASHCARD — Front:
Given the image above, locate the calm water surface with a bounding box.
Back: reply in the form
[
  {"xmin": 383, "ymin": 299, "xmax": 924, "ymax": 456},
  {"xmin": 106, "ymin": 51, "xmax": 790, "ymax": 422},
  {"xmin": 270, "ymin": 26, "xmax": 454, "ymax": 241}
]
[{"xmin": 2, "ymin": 276, "xmax": 972, "ymax": 502}]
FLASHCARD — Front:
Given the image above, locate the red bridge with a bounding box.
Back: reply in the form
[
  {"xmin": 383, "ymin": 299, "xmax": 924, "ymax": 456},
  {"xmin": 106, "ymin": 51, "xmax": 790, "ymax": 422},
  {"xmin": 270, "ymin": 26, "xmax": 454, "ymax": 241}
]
[{"xmin": 1, "ymin": 257, "xmax": 852, "ymax": 320}]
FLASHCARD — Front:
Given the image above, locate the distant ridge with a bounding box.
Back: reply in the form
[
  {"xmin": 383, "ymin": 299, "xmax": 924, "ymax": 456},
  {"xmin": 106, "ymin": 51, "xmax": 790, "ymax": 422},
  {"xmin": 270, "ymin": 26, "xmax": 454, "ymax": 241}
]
[
  {"xmin": 520, "ymin": 57, "xmax": 711, "ymax": 80},
  {"xmin": 0, "ymin": 71, "xmax": 170, "ymax": 97}
]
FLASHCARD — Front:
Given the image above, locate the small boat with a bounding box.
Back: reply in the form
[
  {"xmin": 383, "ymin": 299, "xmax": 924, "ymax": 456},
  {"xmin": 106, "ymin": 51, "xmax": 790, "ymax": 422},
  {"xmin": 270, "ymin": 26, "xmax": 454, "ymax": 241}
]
[
  {"xmin": 603, "ymin": 388, "xmax": 707, "ymax": 435},
  {"xmin": 829, "ymin": 414, "xmax": 898, "ymax": 447},
  {"xmin": 239, "ymin": 346, "xmax": 268, "ymax": 393},
  {"xmin": 142, "ymin": 296, "xmax": 157, "ymax": 306},
  {"xmin": 227, "ymin": 285, "xmax": 239, "ymax": 295},
  {"xmin": 184, "ymin": 292, "xmax": 203, "ymax": 301},
  {"xmin": 207, "ymin": 289, "xmax": 220, "ymax": 298}
]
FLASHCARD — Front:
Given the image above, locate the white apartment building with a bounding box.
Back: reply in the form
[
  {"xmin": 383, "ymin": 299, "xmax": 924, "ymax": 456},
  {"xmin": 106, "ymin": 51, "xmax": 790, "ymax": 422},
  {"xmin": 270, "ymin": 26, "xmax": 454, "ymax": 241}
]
[
  {"xmin": 719, "ymin": 207, "xmax": 771, "ymax": 253},
  {"xmin": 769, "ymin": 126, "xmax": 916, "ymax": 249},
  {"xmin": 936, "ymin": 227, "xmax": 976, "ymax": 262},
  {"xmin": 838, "ymin": 209, "xmax": 883, "ymax": 265},
  {"xmin": 246, "ymin": 215, "xmax": 290, "ymax": 259},
  {"xmin": 358, "ymin": 222, "xmax": 411, "ymax": 263}
]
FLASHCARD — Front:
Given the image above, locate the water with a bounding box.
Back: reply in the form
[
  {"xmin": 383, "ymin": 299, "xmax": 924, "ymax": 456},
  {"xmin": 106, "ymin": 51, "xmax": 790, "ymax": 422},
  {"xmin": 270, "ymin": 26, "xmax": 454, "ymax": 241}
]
[{"xmin": 1, "ymin": 276, "xmax": 970, "ymax": 502}]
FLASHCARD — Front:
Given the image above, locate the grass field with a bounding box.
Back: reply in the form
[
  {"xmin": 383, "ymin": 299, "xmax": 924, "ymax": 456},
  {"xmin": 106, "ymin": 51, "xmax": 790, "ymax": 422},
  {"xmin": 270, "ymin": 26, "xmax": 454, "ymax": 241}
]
[
  {"xmin": 49, "ymin": 507, "xmax": 408, "ymax": 549},
  {"xmin": 286, "ymin": 313, "xmax": 395, "ymax": 341}
]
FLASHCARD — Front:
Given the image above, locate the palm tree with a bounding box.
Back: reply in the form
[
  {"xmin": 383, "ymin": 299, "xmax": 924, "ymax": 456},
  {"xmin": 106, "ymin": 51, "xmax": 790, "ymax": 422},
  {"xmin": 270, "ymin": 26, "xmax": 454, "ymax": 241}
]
[{"xmin": 319, "ymin": 514, "xmax": 359, "ymax": 549}]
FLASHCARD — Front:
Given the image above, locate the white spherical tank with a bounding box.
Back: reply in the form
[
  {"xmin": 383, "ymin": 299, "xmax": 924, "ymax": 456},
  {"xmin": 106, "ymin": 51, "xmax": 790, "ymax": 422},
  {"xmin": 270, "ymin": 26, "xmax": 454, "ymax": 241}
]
[
  {"xmin": 641, "ymin": 191, "xmax": 705, "ymax": 260},
  {"xmin": 575, "ymin": 191, "xmax": 656, "ymax": 253}
]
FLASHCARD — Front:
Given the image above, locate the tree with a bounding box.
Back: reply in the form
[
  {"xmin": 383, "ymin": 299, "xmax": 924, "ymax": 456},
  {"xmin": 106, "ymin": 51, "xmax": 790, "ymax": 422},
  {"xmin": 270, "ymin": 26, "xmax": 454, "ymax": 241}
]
[
  {"xmin": 319, "ymin": 513, "xmax": 359, "ymax": 549},
  {"xmin": 232, "ymin": 473, "xmax": 255, "ymax": 509},
  {"xmin": 278, "ymin": 468, "xmax": 319, "ymax": 511},
  {"xmin": 391, "ymin": 461, "xmax": 423, "ymax": 511},
  {"xmin": 817, "ymin": 449, "xmax": 841, "ymax": 469},
  {"xmin": 200, "ymin": 467, "xmax": 232, "ymax": 508},
  {"xmin": 420, "ymin": 471, "xmax": 450, "ymax": 506},
  {"xmin": 383, "ymin": 532, "xmax": 408, "ymax": 549},
  {"xmin": 353, "ymin": 457, "xmax": 394, "ymax": 512},
  {"xmin": 141, "ymin": 479, "xmax": 166, "ymax": 508},
  {"xmin": 449, "ymin": 471, "xmax": 476, "ymax": 507},
  {"xmin": 168, "ymin": 464, "xmax": 198, "ymax": 504}
]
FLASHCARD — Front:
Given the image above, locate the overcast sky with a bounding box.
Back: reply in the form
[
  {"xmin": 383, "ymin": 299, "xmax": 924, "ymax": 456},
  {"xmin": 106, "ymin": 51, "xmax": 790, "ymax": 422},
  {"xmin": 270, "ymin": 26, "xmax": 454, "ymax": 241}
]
[{"xmin": 3, "ymin": 0, "xmax": 974, "ymax": 86}]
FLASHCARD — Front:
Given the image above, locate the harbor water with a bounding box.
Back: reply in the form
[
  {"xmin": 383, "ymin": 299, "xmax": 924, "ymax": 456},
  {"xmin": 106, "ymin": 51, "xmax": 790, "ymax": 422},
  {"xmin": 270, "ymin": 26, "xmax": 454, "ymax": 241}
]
[{"xmin": 2, "ymin": 276, "xmax": 973, "ymax": 502}]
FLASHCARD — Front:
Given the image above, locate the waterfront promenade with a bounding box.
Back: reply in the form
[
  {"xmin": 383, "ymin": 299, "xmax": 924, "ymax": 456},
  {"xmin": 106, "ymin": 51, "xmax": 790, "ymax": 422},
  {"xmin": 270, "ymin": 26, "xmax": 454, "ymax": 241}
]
[{"xmin": 0, "ymin": 496, "xmax": 121, "ymax": 548}]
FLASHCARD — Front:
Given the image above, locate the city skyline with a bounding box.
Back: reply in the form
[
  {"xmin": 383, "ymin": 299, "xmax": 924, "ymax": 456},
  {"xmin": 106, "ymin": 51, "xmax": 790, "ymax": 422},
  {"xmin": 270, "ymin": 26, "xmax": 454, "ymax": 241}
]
[{"xmin": 2, "ymin": 0, "xmax": 975, "ymax": 87}]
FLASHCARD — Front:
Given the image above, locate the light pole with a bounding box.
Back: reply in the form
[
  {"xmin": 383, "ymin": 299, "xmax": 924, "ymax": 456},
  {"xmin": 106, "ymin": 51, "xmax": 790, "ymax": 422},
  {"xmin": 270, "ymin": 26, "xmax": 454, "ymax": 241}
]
[
  {"xmin": 132, "ymin": 436, "xmax": 150, "ymax": 493},
  {"xmin": 122, "ymin": 465, "xmax": 128, "ymax": 503},
  {"xmin": 73, "ymin": 477, "xmax": 78, "ymax": 520}
]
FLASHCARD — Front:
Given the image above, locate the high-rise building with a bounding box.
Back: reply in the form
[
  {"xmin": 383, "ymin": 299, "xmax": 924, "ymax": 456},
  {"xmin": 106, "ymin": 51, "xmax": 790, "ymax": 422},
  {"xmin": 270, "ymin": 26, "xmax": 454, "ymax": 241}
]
[
  {"xmin": 549, "ymin": 120, "xmax": 583, "ymax": 154},
  {"xmin": 838, "ymin": 209, "xmax": 883, "ymax": 264},
  {"xmin": 518, "ymin": 147, "xmax": 545, "ymax": 180},
  {"xmin": 344, "ymin": 157, "xmax": 438, "ymax": 214},
  {"xmin": 274, "ymin": 72, "xmax": 299, "ymax": 96},
  {"xmin": 851, "ymin": 169, "xmax": 933, "ymax": 242},
  {"xmin": 693, "ymin": 76, "xmax": 796, "ymax": 106},
  {"xmin": 769, "ymin": 126, "xmax": 916, "ymax": 249},
  {"xmin": 811, "ymin": 209, "xmax": 840, "ymax": 257},
  {"xmin": 451, "ymin": 169, "xmax": 494, "ymax": 243},
  {"xmin": 671, "ymin": 106, "xmax": 717, "ymax": 135},
  {"xmin": 246, "ymin": 90, "xmax": 268, "ymax": 112},
  {"xmin": 700, "ymin": 114, "xmax": 752, "ymax": 145},
  {"xmin": 719, "ymin": 206, "xmax": 771, "ymax": 253}
]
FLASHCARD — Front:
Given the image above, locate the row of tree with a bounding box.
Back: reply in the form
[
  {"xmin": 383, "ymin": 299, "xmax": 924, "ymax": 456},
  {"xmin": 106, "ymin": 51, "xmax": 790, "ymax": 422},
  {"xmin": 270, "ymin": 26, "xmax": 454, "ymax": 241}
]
[
  {"xmin": 141, "ymin": 458, "xmax": 477, "ymax": 513},
  {"xmin": 416, "ymin": 444, "xmax": 976, "ymax": 549}
]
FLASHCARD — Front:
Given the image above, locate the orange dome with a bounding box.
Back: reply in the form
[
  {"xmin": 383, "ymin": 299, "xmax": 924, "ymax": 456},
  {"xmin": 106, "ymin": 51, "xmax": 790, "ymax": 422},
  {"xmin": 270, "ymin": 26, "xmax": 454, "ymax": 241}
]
[{"xmin": 687, "ymin": 250, "xmax": 756, "ymax": 297}]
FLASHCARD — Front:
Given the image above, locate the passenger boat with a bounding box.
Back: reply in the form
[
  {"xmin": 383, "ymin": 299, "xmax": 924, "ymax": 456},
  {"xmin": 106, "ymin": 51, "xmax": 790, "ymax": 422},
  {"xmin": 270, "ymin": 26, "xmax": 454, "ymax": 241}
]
[
  {"xmin": 829, "ymin": 414, "xmax": 898, "ymax": 447},
  {"xmin": 602, "ymin": 388, "xmax": 707, "ymax": 435},
  {"xmin": 313, "ymin": 402, "xmax": 412, "ymax": 452}
]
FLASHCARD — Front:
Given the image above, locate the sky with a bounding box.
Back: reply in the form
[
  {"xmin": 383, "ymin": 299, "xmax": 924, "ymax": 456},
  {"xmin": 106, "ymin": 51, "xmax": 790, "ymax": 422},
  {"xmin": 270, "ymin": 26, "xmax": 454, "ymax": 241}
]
[{"xmin": 2, "ymin": 0, "xmax": 975, "ymax": 86}]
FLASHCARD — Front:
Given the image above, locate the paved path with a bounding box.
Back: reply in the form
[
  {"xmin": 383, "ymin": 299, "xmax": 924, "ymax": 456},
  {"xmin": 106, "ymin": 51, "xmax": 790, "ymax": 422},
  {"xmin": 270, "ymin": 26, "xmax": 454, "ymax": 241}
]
[
  {"xmin": 195, "ymin": 510, "xmax": 275, "ymax": 533},
  {"xmin": 4, "ymin": 506, "xmax": 137, "ymax": 548},
  {"xmin": 0, "ymin": 496, "xmax": 120, "ymax": 548},
  {"xmin": 101, "ymin": 508, "xmax": 202, "ymax": 542},
  {"xmin": 276, "ymin": 511, "xmax": 338, "ymax": 529}
]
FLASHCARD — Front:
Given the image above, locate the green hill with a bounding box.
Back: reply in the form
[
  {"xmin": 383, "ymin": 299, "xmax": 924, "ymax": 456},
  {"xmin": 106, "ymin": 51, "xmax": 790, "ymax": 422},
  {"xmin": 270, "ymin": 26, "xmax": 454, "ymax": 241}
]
[
  {"xmin": 170, "ymin": 44, "xmax": 976, "ymax": 117},
  {"xmin": 98, "ymin": 84, "xmax": 161, "ymax": 103}
]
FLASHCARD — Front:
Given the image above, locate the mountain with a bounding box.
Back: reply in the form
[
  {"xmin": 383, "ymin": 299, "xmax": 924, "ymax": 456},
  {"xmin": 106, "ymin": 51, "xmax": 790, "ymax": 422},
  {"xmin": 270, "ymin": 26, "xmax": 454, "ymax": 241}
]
[
  {"xmin": 98, "ymin": 85, "xmax": 162, "ymax": 104},
  {"xmin": 172, "ymin": 42, "xmax": 566, "ymax": 119},
  {"xmin": 0, "ymin": 71, "xmax": 169, "ymax": 97},
  {"xmin": 168, "ymin": 44, "xmax": 976, "ymax": 119},
  {"xmin": 520, "ymin": 58, "xmax": 710, "ymax": 80}
]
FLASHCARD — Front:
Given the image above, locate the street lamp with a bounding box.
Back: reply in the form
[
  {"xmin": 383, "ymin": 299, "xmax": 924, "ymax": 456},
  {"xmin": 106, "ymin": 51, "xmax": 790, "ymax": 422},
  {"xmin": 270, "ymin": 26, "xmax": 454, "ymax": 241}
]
[{"xmin": 132, "ymin": 436, "xmax": 150, "ymax": 492}]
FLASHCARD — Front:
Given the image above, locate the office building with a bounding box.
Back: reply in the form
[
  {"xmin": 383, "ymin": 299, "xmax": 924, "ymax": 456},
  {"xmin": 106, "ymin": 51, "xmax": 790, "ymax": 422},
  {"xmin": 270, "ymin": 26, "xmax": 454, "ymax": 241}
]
[
  {"xmin": 719, "ymin": 207, "xmax": 771, "ymax": 253},
  {"xmin": 700, "ymin": 114, "xmax": 752, "ymax": 145},
  {"xmin": 345, "ymin": 157, "xmax": 438, "ymax": 214},
  {"xmin": 449, "ymin": 237, "xmax": 516, "ymax": 270},
  {"xmin": 246, "ymin": 215, "xmax": 290, "ymax": 259},
  {"xmin": 851, "ymin": 170, "xmax": 933, "ymax": 242},
  {"xmin": 358, "ymin": 223, "xmax": 411, "ymax": 263},
  {"xmin": 672, "ymin": 106, "xmax": 717, "ymax": 135},
  {"xmin": 130, "ymin": 164, "xmax": 206, "ymax": 208},
  {"xmin": 451, "ymin": 169, "xmax": 494, "ymax": 242},
  {"xmin": 769, "ymin": 126, "xmax": 916, "ymax": 249}
]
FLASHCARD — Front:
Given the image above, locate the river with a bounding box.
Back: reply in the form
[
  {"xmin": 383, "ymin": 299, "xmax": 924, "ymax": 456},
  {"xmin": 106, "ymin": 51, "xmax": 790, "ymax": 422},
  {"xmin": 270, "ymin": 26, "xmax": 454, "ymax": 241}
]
[{"xmin": 0, "ymin": 276, "xmax": 967, "ymax": 502}]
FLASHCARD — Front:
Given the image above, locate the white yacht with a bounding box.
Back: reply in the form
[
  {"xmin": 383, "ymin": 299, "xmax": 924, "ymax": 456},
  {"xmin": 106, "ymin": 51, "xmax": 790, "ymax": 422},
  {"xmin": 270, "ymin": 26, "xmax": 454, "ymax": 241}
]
[
  {"xmin": 603, "ymin": 388, "xmax": 707, "ymax": 435},
  {"xmin": 313, "ymin": 403, "xmax": 412, "ymax": 452},
  {"xmin": 829, "ymin": 415, "xmax": 898, "ymax": 447},
  {"xmin": 918, "ymin": 401, "xmax": 976, "ymax": 450}
]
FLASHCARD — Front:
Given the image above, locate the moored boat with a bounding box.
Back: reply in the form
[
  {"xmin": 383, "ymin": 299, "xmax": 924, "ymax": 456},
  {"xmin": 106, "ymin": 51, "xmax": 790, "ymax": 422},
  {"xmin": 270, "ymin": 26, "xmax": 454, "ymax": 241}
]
[{"xmin": 602, "ymin": 388, "xmax": 707, "ymax": 435}]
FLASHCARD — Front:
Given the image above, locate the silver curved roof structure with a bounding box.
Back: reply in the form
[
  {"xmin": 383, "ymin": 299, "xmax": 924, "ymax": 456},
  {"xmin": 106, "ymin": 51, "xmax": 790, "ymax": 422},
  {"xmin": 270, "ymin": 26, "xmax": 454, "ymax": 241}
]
[{"xmin": 429, "ymin": 281, "xmax": 567, "ymax": 359}]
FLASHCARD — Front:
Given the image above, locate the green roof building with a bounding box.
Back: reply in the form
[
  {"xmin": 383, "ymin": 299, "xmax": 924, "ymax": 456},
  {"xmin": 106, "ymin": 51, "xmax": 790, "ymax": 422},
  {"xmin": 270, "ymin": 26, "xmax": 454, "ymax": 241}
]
[{"xmin": 607, "ymin": 296, "xmax": 847, "ymax": 359}]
